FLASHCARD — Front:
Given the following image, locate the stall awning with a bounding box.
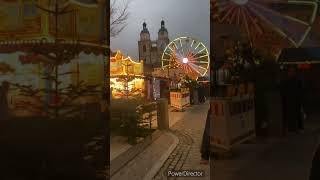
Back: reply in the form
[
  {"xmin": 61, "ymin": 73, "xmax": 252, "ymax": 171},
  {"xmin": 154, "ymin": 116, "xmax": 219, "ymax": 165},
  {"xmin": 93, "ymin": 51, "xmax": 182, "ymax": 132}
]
[{"xmin": 278, "ymin": 47, "xmax": 320, "ymax": 64}]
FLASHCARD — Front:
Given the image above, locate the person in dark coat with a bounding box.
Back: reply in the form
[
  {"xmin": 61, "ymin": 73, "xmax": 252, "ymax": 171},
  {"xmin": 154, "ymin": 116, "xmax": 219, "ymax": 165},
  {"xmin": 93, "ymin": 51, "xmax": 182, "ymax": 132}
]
[
  {"xmin": 0, "ymin": 81, "xmax": 10, "ymax": 122},
  {"xmin": 309, "ymin": 145, "xmax": 320, "ymax": 180},
  {"xmin": 280, "ymin": 67, "xmax": 303, "ymax": 134},
  {"xmin": 200, "ymin": 107, "xmax": 212, "ymax": 164},
  {"xmin": 198, "ymin": 83, "xmax": 205, "ymax": 104}
]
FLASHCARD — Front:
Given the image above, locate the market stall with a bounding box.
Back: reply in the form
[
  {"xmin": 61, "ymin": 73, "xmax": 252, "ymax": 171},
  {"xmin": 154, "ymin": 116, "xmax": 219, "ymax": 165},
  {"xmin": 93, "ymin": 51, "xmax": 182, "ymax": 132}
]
[
  {"xmin": 170, "ymin": 87, "xmax": 190, "ymax": 110},
  {"xmin": 210, "ymin": 60, "xmax": 256, "ymax": 150},
  {"xmin": 210, "ymin": 86, "xmax": 255, "ymax": 150}
]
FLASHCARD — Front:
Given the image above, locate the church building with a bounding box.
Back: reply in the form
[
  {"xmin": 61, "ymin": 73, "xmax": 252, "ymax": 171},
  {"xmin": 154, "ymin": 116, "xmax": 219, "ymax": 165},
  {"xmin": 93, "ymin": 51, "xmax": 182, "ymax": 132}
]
[{"xmin": 138, "ymin": 20, "xmax": 170, "ymax": 69}]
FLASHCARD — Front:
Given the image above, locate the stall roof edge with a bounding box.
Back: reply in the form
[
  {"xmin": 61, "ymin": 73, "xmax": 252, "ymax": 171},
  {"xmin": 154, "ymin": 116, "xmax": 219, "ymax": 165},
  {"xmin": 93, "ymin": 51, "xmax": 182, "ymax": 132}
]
[{"xmin": 278, "ymin": 47, "xmax": 320, "ymax": 62}]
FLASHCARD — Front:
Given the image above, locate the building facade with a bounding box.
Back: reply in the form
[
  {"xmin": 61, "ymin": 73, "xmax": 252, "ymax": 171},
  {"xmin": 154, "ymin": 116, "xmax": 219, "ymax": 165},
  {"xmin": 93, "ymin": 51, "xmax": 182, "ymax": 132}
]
[{"xmin": 138, "ymin": 20, "xmax": 170, "ymax": 69}]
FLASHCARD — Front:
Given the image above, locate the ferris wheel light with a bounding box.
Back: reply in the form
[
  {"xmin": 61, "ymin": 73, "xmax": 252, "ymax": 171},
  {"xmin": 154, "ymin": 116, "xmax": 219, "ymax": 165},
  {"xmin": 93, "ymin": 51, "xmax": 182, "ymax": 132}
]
[
  {"xmin": 183, "ymin": 58, "xmax": 188, "ymax": 64},
  {"xmin": 162, "ymin": 36, "xmax": 209, "ymax": 77}
]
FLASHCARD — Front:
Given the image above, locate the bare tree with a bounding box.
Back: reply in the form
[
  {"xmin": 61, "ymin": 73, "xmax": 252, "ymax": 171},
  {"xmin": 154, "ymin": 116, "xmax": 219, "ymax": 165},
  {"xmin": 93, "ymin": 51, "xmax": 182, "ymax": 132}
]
[{"xmin": 110, "ymin": 0, "xmax": 130, "ymax": 38}]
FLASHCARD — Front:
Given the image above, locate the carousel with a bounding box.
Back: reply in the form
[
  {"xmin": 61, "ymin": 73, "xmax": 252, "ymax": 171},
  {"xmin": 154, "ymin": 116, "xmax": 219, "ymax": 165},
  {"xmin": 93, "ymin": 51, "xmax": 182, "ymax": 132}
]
[
  {"xmin": 0, "ymin": 0, "xmax": 107, "ymax": 118},
  {"xmin": 110, "ymin": 51, "xmax": 145, "ymax": 99}
]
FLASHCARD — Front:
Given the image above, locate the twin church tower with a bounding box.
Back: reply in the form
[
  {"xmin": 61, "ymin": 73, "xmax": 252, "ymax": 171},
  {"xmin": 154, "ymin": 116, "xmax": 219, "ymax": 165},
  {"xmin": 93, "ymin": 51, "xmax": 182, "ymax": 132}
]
[{"xmin": 138, "ymin": 20, "xmax": 170, "ymax": 68}]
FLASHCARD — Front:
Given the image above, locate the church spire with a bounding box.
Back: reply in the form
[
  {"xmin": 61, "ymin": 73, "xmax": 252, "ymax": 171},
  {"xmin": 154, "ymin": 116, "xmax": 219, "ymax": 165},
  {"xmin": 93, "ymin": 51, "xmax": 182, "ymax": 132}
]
[{"xmin": 141, "ymin": 21, "xmax": 149, "ymax": 34}]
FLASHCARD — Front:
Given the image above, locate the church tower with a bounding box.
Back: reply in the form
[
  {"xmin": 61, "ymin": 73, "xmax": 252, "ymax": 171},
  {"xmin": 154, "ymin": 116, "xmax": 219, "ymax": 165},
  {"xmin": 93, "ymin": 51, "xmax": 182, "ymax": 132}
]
[
  {"xmin": 138, "ymin": 22, "xmax": 152, "ymax": 64},
  {"xmin": 157, "ymin": 20, "xmax": 169, "ymax": 65}
]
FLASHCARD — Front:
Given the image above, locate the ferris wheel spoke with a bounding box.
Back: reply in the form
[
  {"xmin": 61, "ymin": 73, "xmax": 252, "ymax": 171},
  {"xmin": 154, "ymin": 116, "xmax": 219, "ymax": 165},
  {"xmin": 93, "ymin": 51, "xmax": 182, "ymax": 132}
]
[
  {"xmin": 164, "ymin": 50, "xmax": 172, "ymax": 56},
  {"xmin": 242, "ymin": 7, "xmax": 252, "ymax": 39},
  {"xmin": 194, "ymin": 43, "xmax": 201, "ymax": 50},
  {"xmin": 219, "ymin": 3, "xmax": 233, "ymax": 14},
  {"xmin": 243, "ymin": 6, "xmax": 263, "ymax": 35},
  {"xmin": 188, "ymin": 63, "xmax": 203, "ymax": 75},
  {"xmin": 216, "ymin": 0, "xmax": 229, "ymax": 4},
  {"xmin": 287, "ymin": 1, "xmax": 318, "ymax": 24},
  {"xmin": 168, "ymin": 46, "xmax": 174, "ymax": 52},
  {"xmin": 190, "ymin": 40, "xmax": 195, "ymax": 48},
  {"xmin": 248, "ymin": 1, "xmax": 311, "ymax": 46},
  {"xmin": 236, "ymin": 8, "xmax": 241, "ymax": 25},
  {"xmin": 192, "ymin": 54, "xmax": 209, "ymax": 61},
  {"xmin": 181, "ymin": 48, "xmax": 186, "ymax": 58},
  {"xmin": 251, "ymin": 0, "xmax": 286, "ymax": 4},
  {"xmin": 231, "ymin": 6, "xmax": 239, "ymax": 24},
  {"xmin": 197, "ymin": 65, "xmax": 208, "ymax": 71},
  {"xmin": 189, "ymin": 48, "xmax": 204, "ymax": 59},
  {"xmin": 173, "ymin": 42, "xmax": 179, "ymax": 50},
  {"xmin": 220, "ymin": 6, "xmax": 236, "ymax": 22},
  {"xmin": 197, "ymin": 47, "xmax": 207, "ymax": 55},
  {"xmin": 249, "ymin": 1, "xmax": 311, "ymax": 27},
  {"xmin": 248, "ymin": 3, "xmax": 293, "ymax": 44}
]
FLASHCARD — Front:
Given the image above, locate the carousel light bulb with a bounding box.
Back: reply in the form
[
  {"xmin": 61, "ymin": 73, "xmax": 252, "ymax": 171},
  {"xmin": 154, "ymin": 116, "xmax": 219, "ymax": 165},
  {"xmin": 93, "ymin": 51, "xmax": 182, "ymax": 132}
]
[{"xmin": 183, "ymin": 58, "xmax": 188, "ymax": 64}]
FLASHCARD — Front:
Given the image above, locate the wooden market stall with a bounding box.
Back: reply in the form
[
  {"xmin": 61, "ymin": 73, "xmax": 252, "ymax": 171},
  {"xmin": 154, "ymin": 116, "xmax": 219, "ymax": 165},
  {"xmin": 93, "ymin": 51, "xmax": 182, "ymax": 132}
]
[{"xmin": 211, "ymin": 62, "xmax": 256, "ymax": 150}]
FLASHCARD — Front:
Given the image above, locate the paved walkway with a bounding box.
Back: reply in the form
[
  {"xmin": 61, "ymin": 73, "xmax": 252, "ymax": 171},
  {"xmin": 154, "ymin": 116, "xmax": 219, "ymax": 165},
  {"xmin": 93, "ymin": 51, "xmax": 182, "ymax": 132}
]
[
  {"xmin": 110, "ymin": 136, "xmax": 132, "ymax": 161},
  {"xmin": 154, "ymin": 102, "xmax": 210, "ymax": 180},
  {"xmin": 110, "ymin": 102, "xmax": 210, "ymax": 180},
  {"xmin": 212, "ymin": 110, "xmax": 320, "ymax": 180},
  {"xmin": 110, "ymin": 131, "xmax": 178, "ymax": 180}
]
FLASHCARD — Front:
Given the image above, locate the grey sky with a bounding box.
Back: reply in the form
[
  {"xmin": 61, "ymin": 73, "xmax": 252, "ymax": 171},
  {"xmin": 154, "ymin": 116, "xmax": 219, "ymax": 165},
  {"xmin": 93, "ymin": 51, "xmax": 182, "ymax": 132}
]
[{"xmin": 110, "ymin": 0, "xmax": 210, "ymax": 60}]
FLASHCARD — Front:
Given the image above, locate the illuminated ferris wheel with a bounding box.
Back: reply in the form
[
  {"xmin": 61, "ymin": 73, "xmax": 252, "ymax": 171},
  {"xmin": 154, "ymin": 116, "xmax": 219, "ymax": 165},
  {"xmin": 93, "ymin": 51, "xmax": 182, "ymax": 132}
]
[
  {"xmin": 213, "ymin": 0, "xmax": 318, "ymax": 47},
  {"xmin": 161, "ymin": 37, "xmax": 210, "ymax": 78}
]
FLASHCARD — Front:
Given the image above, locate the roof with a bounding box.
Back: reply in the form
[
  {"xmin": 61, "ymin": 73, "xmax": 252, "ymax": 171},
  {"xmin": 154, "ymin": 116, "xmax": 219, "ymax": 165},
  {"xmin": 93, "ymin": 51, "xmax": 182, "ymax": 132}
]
[{"xmin": 278, "ymin": 47, "xmax": 320, "ymax": 64}]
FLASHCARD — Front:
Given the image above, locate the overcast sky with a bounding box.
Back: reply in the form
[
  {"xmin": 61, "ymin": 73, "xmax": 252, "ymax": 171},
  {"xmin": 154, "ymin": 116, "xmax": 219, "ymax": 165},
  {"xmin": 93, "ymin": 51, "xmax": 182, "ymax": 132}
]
[{"xmin": 110, "ymin": 0, "xmax": 210, "ymax": 60}]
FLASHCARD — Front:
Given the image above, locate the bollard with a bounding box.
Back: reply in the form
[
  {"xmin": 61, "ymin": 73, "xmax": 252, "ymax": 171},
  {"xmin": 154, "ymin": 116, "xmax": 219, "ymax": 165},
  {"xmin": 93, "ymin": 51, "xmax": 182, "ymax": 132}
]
[{"xmin": 157, "ymin": 98, "xmax": 169, "ymax": 130}]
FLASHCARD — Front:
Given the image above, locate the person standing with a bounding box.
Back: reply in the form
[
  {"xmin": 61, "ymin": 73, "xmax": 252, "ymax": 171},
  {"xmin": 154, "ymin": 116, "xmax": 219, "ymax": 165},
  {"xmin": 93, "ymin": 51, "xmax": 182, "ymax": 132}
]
[
  {"xmin": 0, "ymin": 81, "xmax": 10, "ymax": 122},
  {"xmin": 280, "ymin": 67, "xmax": 303, "ymax": 134},
  {"xmin": 200, "ymin": 107, "xmax": 212, "ymax": 164},
  {"xmin": 198, "ymin": 83, "xmax": 205, "ymax": 104}
]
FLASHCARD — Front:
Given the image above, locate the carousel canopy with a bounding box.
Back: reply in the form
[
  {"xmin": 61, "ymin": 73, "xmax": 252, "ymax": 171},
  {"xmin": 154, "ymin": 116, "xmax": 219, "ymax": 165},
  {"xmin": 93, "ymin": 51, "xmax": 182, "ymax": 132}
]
[
  {"xmin": 110, "ymin": 50, "xmax": 144, "ymax": 77},
  {"xmin": 278, "ymin": 47, "xmax": 320, "ymax": 64},
  {"xmin": 0, "ymin": 40, "xmax": 108, "ymax": 56}
]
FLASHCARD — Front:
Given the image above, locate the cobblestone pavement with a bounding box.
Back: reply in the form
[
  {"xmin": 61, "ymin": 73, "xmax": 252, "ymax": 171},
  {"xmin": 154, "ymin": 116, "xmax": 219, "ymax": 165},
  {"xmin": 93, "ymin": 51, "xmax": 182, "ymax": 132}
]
[{"xmin": 153, "ymin": 102, "xmax": 210, "ymax": 180}]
